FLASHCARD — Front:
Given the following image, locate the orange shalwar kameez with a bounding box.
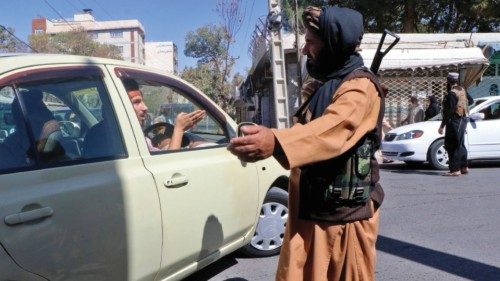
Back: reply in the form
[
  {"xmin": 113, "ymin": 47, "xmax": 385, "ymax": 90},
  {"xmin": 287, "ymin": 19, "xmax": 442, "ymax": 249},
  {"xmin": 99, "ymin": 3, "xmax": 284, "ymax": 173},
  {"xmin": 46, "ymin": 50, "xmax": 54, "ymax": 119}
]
[{"xmin": 272, "ymin": 77, "xmax": 382, "ymax": 281}]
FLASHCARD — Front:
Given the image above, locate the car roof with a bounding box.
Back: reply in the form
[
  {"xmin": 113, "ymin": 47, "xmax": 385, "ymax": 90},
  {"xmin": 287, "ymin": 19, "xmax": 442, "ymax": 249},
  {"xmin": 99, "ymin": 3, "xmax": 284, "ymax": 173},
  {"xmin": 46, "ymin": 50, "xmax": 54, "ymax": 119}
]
[
  {"xmin": 0, "ymin": 53, "xmax": 167, "ymax": 78},
  {"xmin": 0, "ymin": 53, "xmax": 201, "ymax": 95}
]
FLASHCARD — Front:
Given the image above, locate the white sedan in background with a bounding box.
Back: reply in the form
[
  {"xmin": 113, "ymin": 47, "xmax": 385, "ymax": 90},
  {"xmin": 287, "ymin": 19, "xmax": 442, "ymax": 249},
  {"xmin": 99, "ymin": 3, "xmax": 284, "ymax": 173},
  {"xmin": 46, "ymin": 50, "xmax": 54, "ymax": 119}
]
[{"xmin": 382, "ymin": 96, "xmax": 500, "ymax": 170}]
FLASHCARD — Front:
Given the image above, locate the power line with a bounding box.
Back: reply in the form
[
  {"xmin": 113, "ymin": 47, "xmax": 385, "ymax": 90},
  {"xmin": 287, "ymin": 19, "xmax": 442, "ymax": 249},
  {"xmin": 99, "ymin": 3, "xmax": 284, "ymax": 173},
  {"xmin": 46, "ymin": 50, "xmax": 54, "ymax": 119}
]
[
  {"xmin": 90, "ymin": 0, "xmax": 115, "ymax": 21},
  {"xmin": 242, "ymin": 0, "xmax": 256, "ymax": 46},
  {"xmin": 76, "ymin": 0, "xmax": 88, "ymax": 9},
  {"xmin": 63, "ymin": 0, "xmax": 80, "ymax": 13},
  {"xmin": 0, "ymin": 25, "xmax": 38, "ymax": 52},
  {"xmin": 42, "ymin": 0, "xmax": 76, "ymax": 30}
]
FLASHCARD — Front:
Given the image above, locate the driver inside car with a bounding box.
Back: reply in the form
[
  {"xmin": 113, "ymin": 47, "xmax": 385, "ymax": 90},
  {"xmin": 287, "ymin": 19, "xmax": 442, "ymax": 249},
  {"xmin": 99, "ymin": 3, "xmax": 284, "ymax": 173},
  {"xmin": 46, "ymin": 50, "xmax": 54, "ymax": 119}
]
[{"xmin": 122, "ymin": 79, "xmax": 205, "ymax": 151}]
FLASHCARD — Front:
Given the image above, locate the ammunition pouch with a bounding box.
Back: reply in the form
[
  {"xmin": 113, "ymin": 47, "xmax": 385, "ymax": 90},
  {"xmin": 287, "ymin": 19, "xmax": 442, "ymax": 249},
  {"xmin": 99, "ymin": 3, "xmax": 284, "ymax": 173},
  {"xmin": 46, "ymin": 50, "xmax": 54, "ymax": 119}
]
[
  {"xmin": 333, "ymin": 139, "xmax": 372, "ymax": 204},
  {"xmin": 298, "ymin": 137, "xmax": 374, "ymax": 221}
]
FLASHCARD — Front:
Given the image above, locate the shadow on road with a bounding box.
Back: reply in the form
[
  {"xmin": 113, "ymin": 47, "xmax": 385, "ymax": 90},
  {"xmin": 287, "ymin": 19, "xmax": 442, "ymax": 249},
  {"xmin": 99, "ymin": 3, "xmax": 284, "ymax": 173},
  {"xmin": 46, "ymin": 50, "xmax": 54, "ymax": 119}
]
[
  {"xmin": 377, "ymin": 235, "xmax": 500, "ymax": 281},
  {"xmin": 184, "ymin": 253, "xmax": 246, "ymax": 281}
]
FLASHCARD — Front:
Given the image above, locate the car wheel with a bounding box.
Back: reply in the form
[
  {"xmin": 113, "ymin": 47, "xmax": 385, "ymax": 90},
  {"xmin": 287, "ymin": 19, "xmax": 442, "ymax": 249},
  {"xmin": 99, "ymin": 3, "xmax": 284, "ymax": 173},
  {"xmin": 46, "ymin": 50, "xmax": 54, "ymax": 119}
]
[
  {"xmin": 240, "ymin": 187, "xmax": 288, "ymax": 257},
  {"xmin": 428, "ymin": 139, "xmax": 448, "ymax": 170}
]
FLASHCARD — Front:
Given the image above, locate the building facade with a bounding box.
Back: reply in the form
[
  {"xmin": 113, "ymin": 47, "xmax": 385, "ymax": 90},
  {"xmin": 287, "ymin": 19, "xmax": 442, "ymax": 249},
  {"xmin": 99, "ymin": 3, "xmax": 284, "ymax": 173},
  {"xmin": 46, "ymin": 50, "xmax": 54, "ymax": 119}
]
[
  {"xmin": 144, "ymin": 41, "xmax": 178, "ymax": 75},
  {"xmin": 32, "ymin": 9, "xmax": 146, "ymax": 64}
]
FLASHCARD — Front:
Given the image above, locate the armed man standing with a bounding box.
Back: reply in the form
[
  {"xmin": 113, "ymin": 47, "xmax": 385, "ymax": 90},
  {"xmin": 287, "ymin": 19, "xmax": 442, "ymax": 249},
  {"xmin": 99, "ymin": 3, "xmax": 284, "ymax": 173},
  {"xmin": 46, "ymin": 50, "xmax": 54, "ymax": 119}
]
[
  {"xmin": 438, "ymin": 72, "xmax": 474, "ymax": 176},
  {"xmin": 229, "ymin": 5, "xmax": 385, "ymax": 281}
]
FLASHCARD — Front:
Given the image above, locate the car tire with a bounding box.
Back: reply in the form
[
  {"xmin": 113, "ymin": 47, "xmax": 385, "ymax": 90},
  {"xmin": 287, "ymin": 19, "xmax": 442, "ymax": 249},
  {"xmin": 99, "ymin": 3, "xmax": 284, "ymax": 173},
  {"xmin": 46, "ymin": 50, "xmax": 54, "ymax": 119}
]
[
  {"xmin": 428, "ymin": 139, "xmax": 449, "ymax": 170},
  {"xmin": 240, "ymin": 187, "xmax": 288, "ymax": 257}
]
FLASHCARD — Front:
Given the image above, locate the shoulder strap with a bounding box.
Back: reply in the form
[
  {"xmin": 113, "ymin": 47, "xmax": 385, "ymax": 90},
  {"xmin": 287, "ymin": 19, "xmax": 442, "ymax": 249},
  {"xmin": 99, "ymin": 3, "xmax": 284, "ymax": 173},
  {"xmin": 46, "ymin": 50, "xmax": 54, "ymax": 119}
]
[{"xmin": 341, "ymin": 67, "xmax": 386, "ymax": 98}]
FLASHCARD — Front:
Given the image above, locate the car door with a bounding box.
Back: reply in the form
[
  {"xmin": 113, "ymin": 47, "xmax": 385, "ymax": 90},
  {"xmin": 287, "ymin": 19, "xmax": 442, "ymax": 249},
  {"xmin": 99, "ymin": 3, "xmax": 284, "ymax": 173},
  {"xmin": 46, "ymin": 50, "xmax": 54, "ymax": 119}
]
[
  {"xmin": 466, "ymin": 100, "xmax": 500, "ymax": 159},
  {"xmin": 0, "ymin": 65, "xmax": 162, "ymax": 281},
  {"xmin": 111, "ymin": 67, "xmax": 260, "ymax": 279}
]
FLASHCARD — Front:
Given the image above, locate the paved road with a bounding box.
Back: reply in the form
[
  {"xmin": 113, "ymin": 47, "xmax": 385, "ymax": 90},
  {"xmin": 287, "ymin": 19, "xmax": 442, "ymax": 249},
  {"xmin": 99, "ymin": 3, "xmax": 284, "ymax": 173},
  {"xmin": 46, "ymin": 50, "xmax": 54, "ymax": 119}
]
[{"xmin": 186, "ymin": 161, "xmax": 500, "ymax": 281}]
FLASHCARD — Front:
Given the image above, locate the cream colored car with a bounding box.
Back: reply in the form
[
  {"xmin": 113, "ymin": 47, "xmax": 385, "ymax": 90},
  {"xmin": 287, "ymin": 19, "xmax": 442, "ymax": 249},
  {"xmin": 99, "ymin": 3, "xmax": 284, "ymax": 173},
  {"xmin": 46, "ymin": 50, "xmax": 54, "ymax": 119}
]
[{"xmin": 0, "ymin": 54, "xmax": 289, "ymax": 281}]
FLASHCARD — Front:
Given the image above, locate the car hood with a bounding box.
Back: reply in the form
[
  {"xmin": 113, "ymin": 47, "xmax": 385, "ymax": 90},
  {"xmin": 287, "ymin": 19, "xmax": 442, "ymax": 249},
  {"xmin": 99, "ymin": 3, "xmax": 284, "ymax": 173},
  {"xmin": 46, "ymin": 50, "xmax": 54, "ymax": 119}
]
[{"xmin": 387, "ymin": 120, "xmax": 441, "ymax": 135}]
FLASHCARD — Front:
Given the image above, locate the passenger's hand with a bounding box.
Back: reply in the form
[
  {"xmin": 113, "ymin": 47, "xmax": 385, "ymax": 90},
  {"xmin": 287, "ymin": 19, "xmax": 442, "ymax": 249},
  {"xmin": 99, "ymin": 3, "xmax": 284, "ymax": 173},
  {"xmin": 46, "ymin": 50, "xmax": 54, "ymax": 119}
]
[
  {"xmin": 175, "ymin": 110, "xmax": 205, "ymax": 131},
  {"xmin": 228, "ymin": 125, "xmax": 275, "ymax": 162},
  {"xmin": 438, "ymin": 127, "xmax": 444, "ymax": 135}
]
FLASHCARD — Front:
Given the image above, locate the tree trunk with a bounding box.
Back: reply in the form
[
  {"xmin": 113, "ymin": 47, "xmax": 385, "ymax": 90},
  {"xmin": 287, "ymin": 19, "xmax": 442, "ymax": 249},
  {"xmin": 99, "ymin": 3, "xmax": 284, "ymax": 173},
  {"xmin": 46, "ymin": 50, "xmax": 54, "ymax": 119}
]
[{"xmin": 402, "ymin": 0, "xmax": 417, "ymax": 33}]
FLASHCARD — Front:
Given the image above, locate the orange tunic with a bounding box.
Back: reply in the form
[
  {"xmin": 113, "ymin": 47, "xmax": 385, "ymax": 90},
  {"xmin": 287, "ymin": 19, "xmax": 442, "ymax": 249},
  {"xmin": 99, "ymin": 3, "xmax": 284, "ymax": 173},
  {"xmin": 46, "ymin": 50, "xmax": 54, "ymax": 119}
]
[{"xmin": 272, "ymin": 78, "xmax": 382, "ymax": 281}]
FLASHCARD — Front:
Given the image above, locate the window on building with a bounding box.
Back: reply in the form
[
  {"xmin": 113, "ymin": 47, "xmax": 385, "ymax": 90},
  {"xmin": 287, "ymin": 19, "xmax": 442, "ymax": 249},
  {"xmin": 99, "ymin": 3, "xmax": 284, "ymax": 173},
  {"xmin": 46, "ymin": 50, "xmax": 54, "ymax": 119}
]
[
  {"xmin": 90, "ymin": 33, "xmax": 98, "ymax": 39},
  {"xmin": 110, "ymin": 31, "xmax": 123, "ymax": 38},
  {"xmin": 34, "ymin": 29, "xmax": 44, "ymax": 34}
]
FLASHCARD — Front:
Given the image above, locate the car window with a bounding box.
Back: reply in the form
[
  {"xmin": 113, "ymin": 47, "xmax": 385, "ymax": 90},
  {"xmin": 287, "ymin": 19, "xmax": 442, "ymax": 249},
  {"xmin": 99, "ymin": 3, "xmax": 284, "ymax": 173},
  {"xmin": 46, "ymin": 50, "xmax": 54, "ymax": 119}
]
[
  {"xmin": 429, "ymin": 113, "xmax": 442, "ymax": 121},
  {"xmin": 119, "ymin": 78, "xmax": 227, "ymax": 153},
  {"xmin": 0, "ymin": 75, "xmax": 126, "ymax": 174},
  {"xmin": 479, "ymin": 101, "xmax": 500, "ymax": 120}
]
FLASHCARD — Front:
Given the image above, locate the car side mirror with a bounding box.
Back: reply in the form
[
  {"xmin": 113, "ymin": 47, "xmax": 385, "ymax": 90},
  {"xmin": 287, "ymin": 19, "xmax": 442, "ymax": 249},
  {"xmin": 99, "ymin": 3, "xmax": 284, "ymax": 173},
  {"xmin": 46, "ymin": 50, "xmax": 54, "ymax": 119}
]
[{"xmin": 469, "ymin": 112, "xmax": 484, "ymax": 121}]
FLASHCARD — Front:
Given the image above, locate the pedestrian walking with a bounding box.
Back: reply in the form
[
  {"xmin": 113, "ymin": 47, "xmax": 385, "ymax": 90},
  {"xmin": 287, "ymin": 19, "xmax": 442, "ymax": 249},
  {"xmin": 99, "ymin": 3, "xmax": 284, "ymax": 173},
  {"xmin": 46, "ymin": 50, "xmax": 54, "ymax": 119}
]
[
  {"xmin": 402, "ymin": 95, "xmax": 424, "ymax": 124},
  {"xmin": 438, "ymin": 72, "xmax": 474, "ymax": 176},
  {"xmin": 424, "ymin": 95, "xmax": 440, "ymax": 120},
  {"xmin": 229, "ymin": 5, "xmax": 384, "ymax": 281}
]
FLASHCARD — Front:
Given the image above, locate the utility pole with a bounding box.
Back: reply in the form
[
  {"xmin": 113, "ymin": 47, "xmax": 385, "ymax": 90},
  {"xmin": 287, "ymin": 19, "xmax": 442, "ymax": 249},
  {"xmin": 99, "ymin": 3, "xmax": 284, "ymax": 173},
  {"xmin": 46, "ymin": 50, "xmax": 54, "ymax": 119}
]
[
  {"xmin": 267, "ymin": 0, "xmax": 289, "ymax": 128},
  {"xmin": 294, "ymin": 0, "xmax": 303, "ymax": 105}
]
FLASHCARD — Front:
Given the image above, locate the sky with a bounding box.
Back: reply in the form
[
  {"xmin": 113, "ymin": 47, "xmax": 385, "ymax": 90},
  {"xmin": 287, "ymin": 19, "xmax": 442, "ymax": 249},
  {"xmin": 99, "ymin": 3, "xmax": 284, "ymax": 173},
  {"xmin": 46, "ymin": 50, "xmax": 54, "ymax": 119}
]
[{"xmin": 0, "ymin": 0, "xmax": 268, "ymax": 75}]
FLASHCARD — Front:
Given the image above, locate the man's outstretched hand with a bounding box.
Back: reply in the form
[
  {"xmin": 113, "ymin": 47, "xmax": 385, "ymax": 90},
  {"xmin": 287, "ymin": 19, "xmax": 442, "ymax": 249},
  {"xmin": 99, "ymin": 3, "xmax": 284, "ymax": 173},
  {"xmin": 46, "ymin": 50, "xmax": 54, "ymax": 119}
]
[{"xmin": 228, "ymin": 125, "xmax": 276, "ymax": 162}]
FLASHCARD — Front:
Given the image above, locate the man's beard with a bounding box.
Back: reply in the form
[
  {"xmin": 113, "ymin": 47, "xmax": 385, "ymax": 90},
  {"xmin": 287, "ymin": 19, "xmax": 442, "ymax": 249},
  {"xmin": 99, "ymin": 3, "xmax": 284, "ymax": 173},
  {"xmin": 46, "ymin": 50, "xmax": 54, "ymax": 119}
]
[
  {"xmin": 305, "ymin": 56, "xmax": 325, "ymax": 81},
  {"xmin": 305, "ymin": 48, "xmax": 339, "ymax": 81}
]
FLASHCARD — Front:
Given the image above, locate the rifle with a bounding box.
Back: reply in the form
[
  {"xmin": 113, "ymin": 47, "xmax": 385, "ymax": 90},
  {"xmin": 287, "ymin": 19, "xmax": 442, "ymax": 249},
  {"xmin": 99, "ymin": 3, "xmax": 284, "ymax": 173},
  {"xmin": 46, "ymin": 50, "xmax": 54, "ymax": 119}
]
[{"xmin": 370, "ymin": 29, "xmax": 400, "ymax": 75}]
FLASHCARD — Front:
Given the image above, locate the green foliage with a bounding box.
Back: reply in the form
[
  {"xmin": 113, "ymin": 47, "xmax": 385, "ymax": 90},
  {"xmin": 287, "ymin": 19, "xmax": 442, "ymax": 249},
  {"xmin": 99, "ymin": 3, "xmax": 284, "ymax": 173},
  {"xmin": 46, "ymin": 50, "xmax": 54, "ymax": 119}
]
[
  {"xmin": 0, "ymin": 26, "xmax": 27, "ymax": 52},
  {"xmin": 282, "ymin": 0, "xmax": 499, "ymax": 33},
  {"xmin": 183, "ymin": 25, "xmax": 237, "ymax": 115},
  {"xmin": 181, "ymin": 63, "xmax": 218, "ymax": 98},
  {"xmin": 28, "ymin": 29, "xmax": 123, "ymax": 59},
  {"xmin": 184, "ymin": 24, "xmax": 228, "ymax": 65},
  {"xmin": 282, "ymin": 0, "xmax": 326, "ymax": 31},
  {"xmin": 181, "ymin": 63, "xmax": 235, "ymax": 116},
  {"xmin": 182, "ymin": 0, "xmax": 243, "ymax": 116}
]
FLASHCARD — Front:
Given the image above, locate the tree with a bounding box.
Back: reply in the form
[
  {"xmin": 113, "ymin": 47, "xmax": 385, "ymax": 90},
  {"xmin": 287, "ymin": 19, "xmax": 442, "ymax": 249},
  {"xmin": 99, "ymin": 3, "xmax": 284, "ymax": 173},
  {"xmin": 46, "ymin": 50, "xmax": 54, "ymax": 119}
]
[
  {"xmin": 282, "ymin": 0, "xmax": 499, "ymax": 33},
  {"xmin": 181, "ymin": 63, "xmax": 219, "ymax": 99},
  {"xmin": 29, "ymin": 29, "xmax": 122, "ymax": 59},
  {"xmin": 184, "ymin": 25, "xmax": 231, "ymax": 99},
  {"xmin": 216, "ymin": 0, "xmax": 244, "ymax": 87},
  {"xmin": 182, "ymin": 0, "xmax": 244, "ymax": 115},
  {"xmin": 0, "ymin": 26, "xmax": 30, "ymax": 53}
]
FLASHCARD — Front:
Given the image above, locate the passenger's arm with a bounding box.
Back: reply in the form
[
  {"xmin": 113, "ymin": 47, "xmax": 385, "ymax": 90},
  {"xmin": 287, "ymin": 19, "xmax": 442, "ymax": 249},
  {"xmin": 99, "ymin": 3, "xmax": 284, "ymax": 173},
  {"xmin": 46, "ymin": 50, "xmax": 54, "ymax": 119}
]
[{"xmin": 169, "ymin": 110, "xmax": 205, "ymax": 150}]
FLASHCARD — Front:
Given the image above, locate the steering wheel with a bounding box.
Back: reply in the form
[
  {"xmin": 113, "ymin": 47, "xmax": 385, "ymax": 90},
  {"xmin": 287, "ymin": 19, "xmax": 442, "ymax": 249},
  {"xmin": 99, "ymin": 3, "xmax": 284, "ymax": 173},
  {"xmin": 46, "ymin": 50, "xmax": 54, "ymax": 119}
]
[{"xmin": 143, "ymin": 122, "xmax": 190, "ymax": 148}]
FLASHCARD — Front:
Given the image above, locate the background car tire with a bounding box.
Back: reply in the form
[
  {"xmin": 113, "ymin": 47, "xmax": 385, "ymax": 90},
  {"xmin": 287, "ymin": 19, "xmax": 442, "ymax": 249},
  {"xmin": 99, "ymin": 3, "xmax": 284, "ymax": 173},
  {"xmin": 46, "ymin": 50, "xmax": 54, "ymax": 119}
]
[
  {"xmin": 428, "ymin": 139, "xmax": 449, "ymax": 170},
  {"xmin": 240, "ymin": 187, "xmax": 288, "ymax": 257}
]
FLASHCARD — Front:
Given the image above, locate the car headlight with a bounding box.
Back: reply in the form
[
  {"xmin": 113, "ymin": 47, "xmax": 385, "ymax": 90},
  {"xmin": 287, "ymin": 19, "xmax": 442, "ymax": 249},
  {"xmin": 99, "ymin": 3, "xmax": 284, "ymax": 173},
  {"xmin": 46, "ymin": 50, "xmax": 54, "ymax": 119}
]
[{"xmin": 395, "ymin": 130, "xmax": 423, "ymax": 140}]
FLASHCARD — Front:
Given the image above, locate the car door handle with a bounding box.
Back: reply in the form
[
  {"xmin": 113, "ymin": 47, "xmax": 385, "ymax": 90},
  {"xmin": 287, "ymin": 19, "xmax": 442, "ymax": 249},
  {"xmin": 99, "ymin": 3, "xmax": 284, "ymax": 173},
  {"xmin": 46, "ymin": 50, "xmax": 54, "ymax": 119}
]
[
  {"xmin": 164, "ymin": 173, "xmax": 189, "ymax": 188},
  {"xmin": 4, "ymin": 206, "xmax": 54, "ymax": 226}
]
